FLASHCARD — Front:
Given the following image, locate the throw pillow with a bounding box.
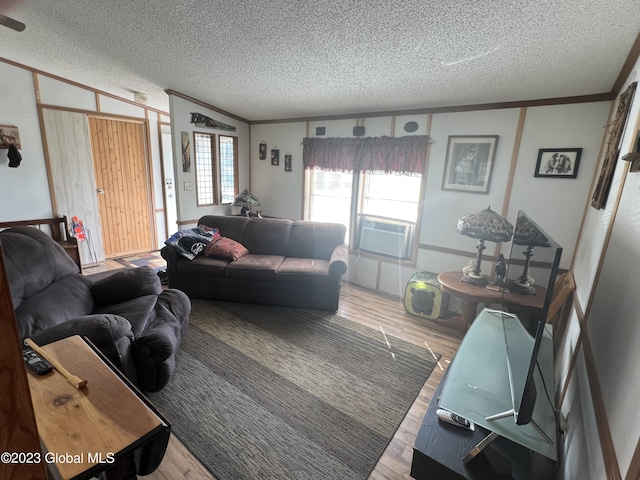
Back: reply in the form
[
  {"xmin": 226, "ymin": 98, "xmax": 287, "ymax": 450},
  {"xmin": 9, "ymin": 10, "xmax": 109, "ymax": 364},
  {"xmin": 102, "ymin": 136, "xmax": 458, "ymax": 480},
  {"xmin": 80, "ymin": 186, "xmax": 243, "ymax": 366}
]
[
  {"xmin": 204, "ymin": 236, "xmax": 249, "ymax": 261},
  {"xmin": 165, "ymin": 226, "xmax": 220, "ymax": 260}
]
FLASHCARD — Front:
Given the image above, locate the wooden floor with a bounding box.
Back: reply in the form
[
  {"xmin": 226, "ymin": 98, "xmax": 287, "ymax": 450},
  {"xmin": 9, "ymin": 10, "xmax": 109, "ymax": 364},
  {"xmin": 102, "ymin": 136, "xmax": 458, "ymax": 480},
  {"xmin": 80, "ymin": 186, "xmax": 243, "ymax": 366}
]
[{"xmin": 137, "ymin": 281, "xmax": 464, "ymax": 480}]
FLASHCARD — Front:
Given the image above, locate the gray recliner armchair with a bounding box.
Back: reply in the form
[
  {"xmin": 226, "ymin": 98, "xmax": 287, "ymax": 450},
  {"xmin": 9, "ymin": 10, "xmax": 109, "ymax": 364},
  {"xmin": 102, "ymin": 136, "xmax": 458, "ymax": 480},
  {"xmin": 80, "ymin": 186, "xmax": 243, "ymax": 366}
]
[{"xmin": 0, "ymin": 226, "xmax": 190, "ymax": 393}]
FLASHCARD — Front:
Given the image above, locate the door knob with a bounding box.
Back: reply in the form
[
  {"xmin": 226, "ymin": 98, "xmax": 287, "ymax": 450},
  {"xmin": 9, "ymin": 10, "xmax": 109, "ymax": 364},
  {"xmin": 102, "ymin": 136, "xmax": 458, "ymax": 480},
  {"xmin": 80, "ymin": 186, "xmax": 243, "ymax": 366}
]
[{"xmin": 96, "ymin": 188, "xmax": 105, "ymax": 195}]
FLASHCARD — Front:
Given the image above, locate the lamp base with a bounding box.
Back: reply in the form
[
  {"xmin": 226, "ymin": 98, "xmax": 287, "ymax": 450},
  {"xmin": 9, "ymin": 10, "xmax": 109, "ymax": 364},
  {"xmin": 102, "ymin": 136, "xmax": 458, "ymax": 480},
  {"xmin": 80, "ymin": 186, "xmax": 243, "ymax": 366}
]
[
  {"xmin": 461, "ymin": 273, "xmax": 489, "ymax": 287},
  {"xmin": 508, "ymin": 280, "xmax": 537, "ymax": 295}
]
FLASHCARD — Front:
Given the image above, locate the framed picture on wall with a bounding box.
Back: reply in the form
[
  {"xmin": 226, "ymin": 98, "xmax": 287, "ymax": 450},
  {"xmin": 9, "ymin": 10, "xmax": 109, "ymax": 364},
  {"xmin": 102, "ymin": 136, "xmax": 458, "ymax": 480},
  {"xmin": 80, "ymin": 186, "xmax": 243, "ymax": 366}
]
[
  {"xmin": 181, "ymin": 131, "xmax": 191, "ymax": 173},
  {"xmin": 592, "ymin": 81, "xmax": 637, "ymax": 209},
  {"xmin": 442, "ymin": 135, "xmax": 498, "ymax": 193},
  {"xmin": 284, "ymin": 154, "xmax": 292, "ymax": 172},
  {"xmin": 271, "ymin": 148, "xmax": 279, "ymax": 166},
  {"xmin": 534, "ymin": 148, "xmax": 582, "ymax": 178}
]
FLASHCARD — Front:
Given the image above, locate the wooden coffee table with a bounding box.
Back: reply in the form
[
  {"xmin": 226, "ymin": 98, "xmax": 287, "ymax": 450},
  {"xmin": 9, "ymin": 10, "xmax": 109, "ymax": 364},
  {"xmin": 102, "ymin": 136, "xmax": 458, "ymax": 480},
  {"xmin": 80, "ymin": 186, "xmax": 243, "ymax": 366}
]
[
  {"xmin": 437, "ymin": 271, "xmax": 545, "ymax": 331},
  {"xmin": 25, "ymin": 335, "xmax": 170, "ymax": 480}
]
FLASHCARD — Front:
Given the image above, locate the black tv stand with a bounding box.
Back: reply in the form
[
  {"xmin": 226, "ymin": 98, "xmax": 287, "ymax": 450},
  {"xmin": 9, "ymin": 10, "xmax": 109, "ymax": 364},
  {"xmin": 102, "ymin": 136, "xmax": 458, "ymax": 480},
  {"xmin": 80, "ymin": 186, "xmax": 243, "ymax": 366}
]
[{"xmin": 411, "ymin": 370, "xmax": 535, "ymax": 480}]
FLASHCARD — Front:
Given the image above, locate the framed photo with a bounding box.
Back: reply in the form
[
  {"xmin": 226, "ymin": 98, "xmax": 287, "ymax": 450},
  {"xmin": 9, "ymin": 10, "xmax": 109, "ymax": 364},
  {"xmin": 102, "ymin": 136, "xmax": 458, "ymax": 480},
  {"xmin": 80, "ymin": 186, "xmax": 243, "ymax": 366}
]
[
  {"xmin": 284, "ymin": 154, "xmax": 292, "ymax": 172},
  {"xmin": 259, "ymin": 141, "xmax": 267, "ymax": 160},
  {"xmin": 442, "ymin": 135, "xmax": 498, "ymax": 193},
  {"xmin": 0, "ymin": 125, "xmax": 21, "ymax": 149},
  {"xmin": 181, "ymin": 132, "xmax": 191, "ymax": 173},
  {"xmin": 534, "ymin": 148, "xmax": 582, "ymax": 178},
  {"xmin": 271, "ymin": 148, "xmax": 279, "ymax": 166}
]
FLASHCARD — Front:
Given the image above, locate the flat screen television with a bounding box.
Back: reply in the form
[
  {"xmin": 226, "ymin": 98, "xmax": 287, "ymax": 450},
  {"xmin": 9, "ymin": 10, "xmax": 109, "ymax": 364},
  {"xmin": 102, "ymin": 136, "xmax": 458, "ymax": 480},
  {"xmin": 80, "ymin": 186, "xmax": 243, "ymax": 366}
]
[{"xmin": 491, "ymin": 210, "xmax": 563, "ymax": 433}]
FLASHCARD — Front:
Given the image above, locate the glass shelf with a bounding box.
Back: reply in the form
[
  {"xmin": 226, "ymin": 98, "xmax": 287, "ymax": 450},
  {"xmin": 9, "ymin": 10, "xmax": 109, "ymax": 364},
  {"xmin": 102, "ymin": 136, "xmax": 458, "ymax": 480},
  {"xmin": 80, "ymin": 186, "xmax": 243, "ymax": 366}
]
[{"xmin": 439, "ymin": 308, "xmax": 557, "ymax": 460}]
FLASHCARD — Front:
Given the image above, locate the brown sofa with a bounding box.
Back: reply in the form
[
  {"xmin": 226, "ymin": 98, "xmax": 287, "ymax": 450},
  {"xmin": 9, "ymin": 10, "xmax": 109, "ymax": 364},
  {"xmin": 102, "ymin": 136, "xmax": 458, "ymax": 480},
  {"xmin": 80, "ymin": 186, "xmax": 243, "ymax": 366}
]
[{"xmin": 161, "ymin": 215, "xmax": 348, "ymax": 310}]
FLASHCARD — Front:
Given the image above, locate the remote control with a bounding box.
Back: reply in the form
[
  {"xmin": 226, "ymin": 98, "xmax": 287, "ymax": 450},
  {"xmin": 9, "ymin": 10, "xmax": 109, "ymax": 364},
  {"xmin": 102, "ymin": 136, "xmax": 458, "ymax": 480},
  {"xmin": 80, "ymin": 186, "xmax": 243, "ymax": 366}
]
[
  {"xmin": 23, "ymin": 347, "xmax": 54, "ymax": 375},
  {"xmin": 436, "ymin": 408, "xmax": 474, "ymax": 431}
]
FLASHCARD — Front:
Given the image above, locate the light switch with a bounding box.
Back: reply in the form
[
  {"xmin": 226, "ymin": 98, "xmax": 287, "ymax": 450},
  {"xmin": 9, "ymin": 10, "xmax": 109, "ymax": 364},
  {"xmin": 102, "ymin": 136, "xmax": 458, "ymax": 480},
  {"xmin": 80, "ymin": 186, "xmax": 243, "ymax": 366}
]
[{"xmin": 184, "ymin": 181, "xmax": 193, "ymax": 191}]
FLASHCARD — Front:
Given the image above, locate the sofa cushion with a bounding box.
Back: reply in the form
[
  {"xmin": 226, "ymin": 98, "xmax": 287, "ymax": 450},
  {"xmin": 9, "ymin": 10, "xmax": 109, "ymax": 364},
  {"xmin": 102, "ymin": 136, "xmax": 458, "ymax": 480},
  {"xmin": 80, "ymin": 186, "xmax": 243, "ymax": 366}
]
[
  {"xmin": 204, "ymin": 236, "xmax": 249, "ymax": 260},
  {"xmin": 177, "ymin": 255, "xmax": 229, "ymax": 277},
  {"xmin": 242, "ymin": 219, "xmax": 293, "ymax": 256},
  {"xmin": 276, "ymin": 258, "xmax": 330, "ymax": 286},
  {"xmin": 286, "ymin": 221, "xmax": 347, "ymax": 260},
  {"xmin": 15, "ymin": 275, "xmax": 95, "ymax": 339},
  {"xmin": 225, "ymin": 254, "xmax": 285, "ymax": 281},
  {"xmin": 198, "ymin": 215, "xmax": 251, "ymax": 244},
  {"xmin": 91, "ymin": 267, "xmax": 162, "ymax": 305},
  {"xmin": 1, "ymin": 227, "xmax": 80, "ymax": 308}
]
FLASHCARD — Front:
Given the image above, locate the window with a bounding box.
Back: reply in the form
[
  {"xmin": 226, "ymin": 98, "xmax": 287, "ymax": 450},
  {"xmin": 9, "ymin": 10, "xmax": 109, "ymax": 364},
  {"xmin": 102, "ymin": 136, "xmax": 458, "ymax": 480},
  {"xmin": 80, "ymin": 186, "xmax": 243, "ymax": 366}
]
[
  {"xmin": 305, "ymin": 169, "xmax": 422, "ymax": 251},
  {"xmin": 219, "ymin": 135, "xmax": 238, "ymax": 204},
  {"xmin": 305, "ymin": 168, "xmax": 353, "ymax": 243},
  {"xmin": 302, "ymin": 135, "xmax": 428, "ymax": 258},
  {"xmin": 194, "ymin": 132, "xmax": 216, "ymax": 206},
  {"xmin": 193, "ymin": 132, "xmax": 239, "ymax": 206},
  {"xmin": 359, "ymin": 172, "xmax": 422, "ymax": 223}
]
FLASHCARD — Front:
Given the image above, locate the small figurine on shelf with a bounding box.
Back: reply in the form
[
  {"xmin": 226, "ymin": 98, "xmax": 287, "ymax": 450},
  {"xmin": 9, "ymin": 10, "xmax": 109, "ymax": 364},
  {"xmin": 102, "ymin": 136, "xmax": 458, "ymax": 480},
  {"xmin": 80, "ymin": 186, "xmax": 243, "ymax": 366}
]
[
  {"xmin": 494, "ymin": 253, "xmax": 507, "ymax": 286},
  {"xmin": 462, "ymin": 259, "xmax": 476, "ymax": 276},
  {"xmin": 240, "ymin": 206, "xmax": 250, "ymax": 217}
]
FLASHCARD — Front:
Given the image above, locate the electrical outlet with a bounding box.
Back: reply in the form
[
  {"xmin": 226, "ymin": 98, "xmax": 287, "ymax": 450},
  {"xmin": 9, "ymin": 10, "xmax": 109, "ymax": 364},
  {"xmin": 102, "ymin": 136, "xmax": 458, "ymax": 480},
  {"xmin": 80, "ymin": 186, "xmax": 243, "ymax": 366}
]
[{"xmin": 184, "ymin": 181, "xmax": 193, "ymax": 191}]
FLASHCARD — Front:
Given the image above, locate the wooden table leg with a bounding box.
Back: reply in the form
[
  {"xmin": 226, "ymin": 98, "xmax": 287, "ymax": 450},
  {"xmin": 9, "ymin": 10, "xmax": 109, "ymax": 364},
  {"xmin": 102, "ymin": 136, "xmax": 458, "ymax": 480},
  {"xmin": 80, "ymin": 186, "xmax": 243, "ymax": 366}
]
[
  {"xmin": 460, "ymin": 301, "xmax": 479, "ymax": 330},
  {"xmin": 435, "ymin": 301, "xmax": 478, "ymax": 332}
]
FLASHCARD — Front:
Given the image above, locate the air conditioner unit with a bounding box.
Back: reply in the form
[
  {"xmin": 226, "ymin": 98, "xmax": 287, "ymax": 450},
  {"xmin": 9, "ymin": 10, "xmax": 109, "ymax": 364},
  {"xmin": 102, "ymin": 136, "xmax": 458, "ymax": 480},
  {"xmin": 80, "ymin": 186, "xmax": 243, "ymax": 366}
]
[{"xmin": 358, "ymin": 216, "xmax": 413, "ymax": 258}]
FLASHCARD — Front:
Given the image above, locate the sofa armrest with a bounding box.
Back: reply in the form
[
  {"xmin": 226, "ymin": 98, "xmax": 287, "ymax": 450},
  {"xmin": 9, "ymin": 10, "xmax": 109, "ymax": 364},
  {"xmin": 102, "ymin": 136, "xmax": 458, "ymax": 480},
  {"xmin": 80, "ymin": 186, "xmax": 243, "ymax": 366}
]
[
  {"xmin": 160, "ymin": 245, "xmax": 180, "ymax": 287},
  {"xmin": 328, "ymin": 243, "xmax": 348, "ymax": 277},
  {"xmin": 28, "ymin": 314, "xmax": 134, "ymax": 347},
  {"xmin": 160, "ymin": 244, "xmax": 179, "ymax": 265},
  {"xmin": 132, "ymin": 289, "xmax": 191, "ymax": 392},
  {"xmin": 91, "ymin": 267, "xmax": 162, "ymax": 306},
  {"xmin": 28, "ymin": 314, "xmax": 134, "ymax": 367}
]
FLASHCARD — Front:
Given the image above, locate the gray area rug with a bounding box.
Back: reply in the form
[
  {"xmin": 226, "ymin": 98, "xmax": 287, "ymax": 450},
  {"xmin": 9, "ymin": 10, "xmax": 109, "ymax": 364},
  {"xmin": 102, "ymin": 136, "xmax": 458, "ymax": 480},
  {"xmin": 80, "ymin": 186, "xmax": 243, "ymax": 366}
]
[{"xmin": 147, "ymin": 299, "xmax": 439, "ymax": 480}]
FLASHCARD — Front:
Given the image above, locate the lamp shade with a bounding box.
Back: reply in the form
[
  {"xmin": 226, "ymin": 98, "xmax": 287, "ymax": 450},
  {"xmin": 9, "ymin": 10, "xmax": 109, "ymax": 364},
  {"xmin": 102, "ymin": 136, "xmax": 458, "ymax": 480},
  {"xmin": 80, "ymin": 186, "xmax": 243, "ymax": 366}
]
[
  {"xmin": 233, "ymin": 188, "xmax": 261, "ymax": 208},
  {"xmin": 457, "ymin": 207, "xmax": 513, "ymax": 243},
  {"xmin": 512, "ymin": 214, "xmax": 550, "ymax": 247}
]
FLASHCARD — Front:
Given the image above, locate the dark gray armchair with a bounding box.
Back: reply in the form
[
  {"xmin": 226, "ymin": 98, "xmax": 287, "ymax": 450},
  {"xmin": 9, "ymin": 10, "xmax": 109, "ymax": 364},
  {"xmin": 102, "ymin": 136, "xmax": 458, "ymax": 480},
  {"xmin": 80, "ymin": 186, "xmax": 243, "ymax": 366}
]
[{"xmin": 0, "ymin": 226, "xmax": 190, "ymax": 392}]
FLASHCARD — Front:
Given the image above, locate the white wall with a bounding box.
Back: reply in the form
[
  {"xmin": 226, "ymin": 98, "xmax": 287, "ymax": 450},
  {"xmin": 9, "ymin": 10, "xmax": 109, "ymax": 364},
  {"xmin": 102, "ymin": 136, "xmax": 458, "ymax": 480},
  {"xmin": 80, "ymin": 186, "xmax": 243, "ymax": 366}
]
[
  {"xmin": 169, "ymin": 95, "xmax": 250, "ymax": 224},
  {"xmin": 0, "ymin": 59, "xmax": 171, "ymax": 258},
  {"xmin": 0, "ymin": 62, "xmax": 52, "ymax": 221},
  {"xmin": 555, "ymin": 58, "xmax": 640, "ymax": 477},
  {"xmin": 250, "ymin": 122, "xmax": 307, "ymax": 220},
  {"xmin": 509, "ymin": 103, "xmax": 611, "ymax": 270},
  {"xmin": 252, "ymin": 102, "xmax": 610, "ymax": 298},
  {"xmin": 582, "ymin": 73, "xmax": 640, "ymax": 477},
  {"xmin": 421, "ymin": 108, "xmax": 520, "ymax": 254}
]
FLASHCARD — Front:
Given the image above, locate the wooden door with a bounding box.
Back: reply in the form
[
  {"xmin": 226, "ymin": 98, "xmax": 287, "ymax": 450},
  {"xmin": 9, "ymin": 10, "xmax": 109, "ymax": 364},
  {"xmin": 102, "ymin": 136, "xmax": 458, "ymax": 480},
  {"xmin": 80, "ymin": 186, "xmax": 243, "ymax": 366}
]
[
  {"xmin": 42, "ymin": 109, "xmax": 105, "ymax": 264},
  {"xmin": 89, "ymin": 117, "xmax": 154, "ymax": 258}
]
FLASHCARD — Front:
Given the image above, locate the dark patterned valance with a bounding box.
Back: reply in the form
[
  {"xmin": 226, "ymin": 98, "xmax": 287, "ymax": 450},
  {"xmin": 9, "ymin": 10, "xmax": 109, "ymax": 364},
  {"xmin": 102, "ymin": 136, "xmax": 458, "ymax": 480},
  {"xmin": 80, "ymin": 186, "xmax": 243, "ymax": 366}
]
[{"xmin": 303, "ymin": 135, "xmax": 430, "ymax": 174}]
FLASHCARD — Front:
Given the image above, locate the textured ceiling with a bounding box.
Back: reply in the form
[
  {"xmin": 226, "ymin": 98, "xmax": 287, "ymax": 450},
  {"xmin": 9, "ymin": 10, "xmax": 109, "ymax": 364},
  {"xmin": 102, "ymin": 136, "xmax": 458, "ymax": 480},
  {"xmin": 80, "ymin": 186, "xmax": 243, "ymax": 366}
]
[{"xmin": 1, "ymin": 0, "xmax": 639, "ymax": 121}]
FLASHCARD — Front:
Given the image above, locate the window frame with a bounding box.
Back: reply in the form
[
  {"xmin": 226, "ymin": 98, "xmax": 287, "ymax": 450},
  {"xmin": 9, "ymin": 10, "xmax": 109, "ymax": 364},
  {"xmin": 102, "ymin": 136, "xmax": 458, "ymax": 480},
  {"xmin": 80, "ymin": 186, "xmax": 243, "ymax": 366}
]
[
  {"xmin": 304, "ymin": 168, "xmax": 426, "ymax": 264},
  {"xmin": 218, "ymin": 134, "xmax": 239, "ymax": 204},
  {"xmin": 193, "ymin": 131, "xmax": 217, "ymax": 207}
]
